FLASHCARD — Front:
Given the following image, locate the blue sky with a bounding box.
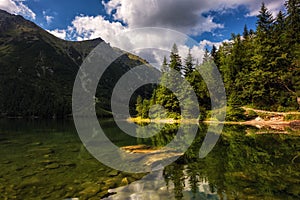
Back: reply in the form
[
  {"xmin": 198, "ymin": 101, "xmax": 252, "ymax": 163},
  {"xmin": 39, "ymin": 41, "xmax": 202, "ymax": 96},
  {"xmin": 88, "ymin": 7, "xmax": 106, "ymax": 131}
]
[
  {"xmin": 27, "ymin": 0, "xmax": 110, "ymax": 30},
  {"xmin": 0, "ymin": 0, "xmax": 285, "ymax": 63}
]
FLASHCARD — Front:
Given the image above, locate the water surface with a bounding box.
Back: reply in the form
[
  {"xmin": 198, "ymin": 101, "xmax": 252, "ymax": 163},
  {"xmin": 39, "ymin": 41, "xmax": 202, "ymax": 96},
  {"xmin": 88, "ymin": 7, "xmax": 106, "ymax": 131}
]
[{"xmin": 0, "ymin": 119, "xmax": 299, "ymax": 199}]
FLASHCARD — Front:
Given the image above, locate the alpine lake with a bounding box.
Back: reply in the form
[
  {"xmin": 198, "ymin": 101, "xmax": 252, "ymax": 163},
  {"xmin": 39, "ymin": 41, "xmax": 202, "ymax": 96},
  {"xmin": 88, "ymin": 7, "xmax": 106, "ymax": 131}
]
[{"xmin": 0, "ymin": 119, "xmax": 299, "ymax": 200}]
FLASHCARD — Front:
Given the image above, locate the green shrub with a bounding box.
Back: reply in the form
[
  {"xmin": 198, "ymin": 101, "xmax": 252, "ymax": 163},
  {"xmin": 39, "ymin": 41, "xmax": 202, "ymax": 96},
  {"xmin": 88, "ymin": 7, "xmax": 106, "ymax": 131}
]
[
  {"xmin": 246, "ymin": 110, "xmax": 258, "ymax": 120},
  {"xmin": 277, "ymin": 106, "xmax": 285, "ymax": 112},
  {"xmin": 277, "ymin": 105, "xmax": 298, "ymax": 112},
  {"xmin": 284, "ymin": 114, "xmax": 300, "ymax": 121},
  {"xmin": 168, "ymin": 112, "xmax": 181, "ymax": 120},
  {"xmin": 226, "ymin": 106, "xmax": 246, "ymax": 122},
  {"xmin": 198, "ymin": 107, "xmax": 207, "ymax": 121}
]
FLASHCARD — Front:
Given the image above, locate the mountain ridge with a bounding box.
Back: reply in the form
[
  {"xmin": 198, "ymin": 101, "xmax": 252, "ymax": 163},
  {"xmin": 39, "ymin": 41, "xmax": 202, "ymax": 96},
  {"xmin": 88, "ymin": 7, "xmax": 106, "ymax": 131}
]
[{"xmin": 0, "ymin": 9, "xmax": 150, "ymax": 118}]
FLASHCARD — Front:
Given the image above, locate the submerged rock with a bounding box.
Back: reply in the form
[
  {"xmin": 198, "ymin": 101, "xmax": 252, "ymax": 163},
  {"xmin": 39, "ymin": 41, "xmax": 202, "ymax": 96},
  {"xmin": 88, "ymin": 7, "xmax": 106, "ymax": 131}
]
[
  {"xmin": 79, "ymin": 182, "xmax": 101, "ymax": 198},
  {"xmin": 1, "ymin": 160, "xmax": 12, "ymax": 164},
  {"xmin": 19, "ymin": 177, "xmax": 41, "ymax": 189},
  {"xmin": 61, "ymin": 162, "xmax": 76, "ymax": 167},
  {"xmin": 45, "ymin": 163, "xmax": 60, "ymax": 169},
  {"xmin": 108, "ymin": 170, "xmax": 119, "ymax": 177},
  {"xmin": 39, "ymin": 160, "xmax": 55, "ymax": 165},
  {"xmin": 29, "ymin": 142, "xmax": 43, "ymax": 146},
  {"xmin": 27, "ymin": 147, "xmax": 54, "ymax": 155},
  {"xmin": 120, "ymin": 145, "xmax": 183, "ymax": 168}
]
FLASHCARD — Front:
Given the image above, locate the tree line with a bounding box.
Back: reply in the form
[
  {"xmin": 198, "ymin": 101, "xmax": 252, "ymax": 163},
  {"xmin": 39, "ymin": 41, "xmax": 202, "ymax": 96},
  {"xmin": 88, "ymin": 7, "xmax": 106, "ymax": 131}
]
[{"xmin": 135, "ymin": 0, "xmax": 300, "ymax": 120}]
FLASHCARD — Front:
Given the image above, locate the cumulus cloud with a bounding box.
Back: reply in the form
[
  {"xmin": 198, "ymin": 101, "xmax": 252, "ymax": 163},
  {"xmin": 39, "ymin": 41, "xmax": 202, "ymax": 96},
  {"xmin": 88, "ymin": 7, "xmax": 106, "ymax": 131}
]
[
  {"xmin": 0, "ymin": 0, "xmax": 36, "ymax": 19},
  {"xmin": 42, "ymin": 11, "xmax": 54, "ymax": 24},
  {"xmin": 61, "ymin": 15, "xmax": 228, "ymax": 66},
  {"xmin": 45, "ymin": 15, "xmax": 54, "ymax": 24},
  {"xmin": 70, "ymin": 23, "xmax": 227, "ymax": 68},
  {"xmin": 245, "ymin": 0, "xmax": 284, "ymax": 17},
  {"xmin": 102, "ymin": 0, "xmax": 224, "ymax": 35},
  {"xmin": 199, "ymin": 39, "xmax": 230, "ymax": 49},
  {"xmin": 47, "ymin": 29, "xmax": 67, "ymax": 40},
  {"xmin": 67, "ymin": 16, "xmax": 228, "ymax": 64},
  {"xmin": 103, "ymin": 0, "xmax": 284, "ymax": 29},
  {"xmin": 70, "ymin": 15, "xmax": 125, "ymax": 42},
  {"xmin": 55, "ymin": 0, "xmax": 283, "ymax": 65},
  {"xmin": 130, "ymin": 38, "xmax": 228, "ymax": 69}
]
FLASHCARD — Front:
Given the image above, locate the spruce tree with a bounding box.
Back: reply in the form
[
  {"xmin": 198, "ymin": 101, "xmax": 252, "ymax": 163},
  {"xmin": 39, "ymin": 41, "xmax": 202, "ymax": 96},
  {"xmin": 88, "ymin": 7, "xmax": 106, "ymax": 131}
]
[
  {"xmin": 285, "ymin": 0, "xmax": 300, "ymax": 43},
  {"xmin": 211, "ymin": 45, "xmax": 220, "ymax": 67},
  {"xmin": 203, "ymin": 48, "xmax": 211, "ymax": 63},
  {"xmin": 243, "ymin": 24, "xmax": 249, "ymax": 39},
  {"xmin": 285, "ymin": 0, "xmax": 300, "ymax": 108},
  {"xmin": 183, "ymin": 49, "xmax": 194, "ymax": 78},
  {"xmin": 136, "ymin": 95, "xmax": 143, "ymax": 117},
  {"xmin": 154, "ymin": 44, "xmax": 183, "ymax": 118},
  {"xmin": 161, "ymin": 56, "xmax": 168, "ymax": 73},
  {"xmin": 169, "ymin": 44, "xmax": 182, "ymax": 72},
  {"xmin": 257, "ymin": 2, "xmax": 274, "ymax": 34}
]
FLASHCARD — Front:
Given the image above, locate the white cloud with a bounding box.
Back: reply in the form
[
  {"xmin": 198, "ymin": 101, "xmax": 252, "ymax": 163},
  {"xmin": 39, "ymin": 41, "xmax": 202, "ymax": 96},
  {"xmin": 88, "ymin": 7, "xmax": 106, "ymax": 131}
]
[
  {"xmin": 47, "ymin": 29, "xmax": 67, "ymax": 40},
  {"xmin": 53, "ymin": 0, "xmax": 283, "ymax": 65},
  {"xmin": 45, "ymin": 15, "xmax": 54, "ymax": 24},
  {"xmin": 245, "ymin": 0, "xmax": 284, "ymax": 17},
  {"xmin": 42, "ymin": 11, "xmax": 54, "ymax": 24},
  {"xmin": 102, "ymin": 0, "xmax": 284, "ymax": 29},
  {"xmin": 60, "ymin": 14, "xmax": 228, "ymax": 66},
  {"xmin": 102, "ymin": 0, "xmax": 224, "ymax": 35},
  {"xmin": 70, "ymin": 15, "xmax": 125, "ymax": 42},
  {"xmin": 177, "ymin": 39, "xmax": 230, "ymax": 66},
  {"xmin": 199, "ymin": 39, "xmax": 230, "ymax": 49},
  {"xmin": 69, "ymin": 22, "xmax": 227, "ymax": 68},
  {"xmin": 0, "ymin": 0, "xmax": 36, "ymax": 19}
]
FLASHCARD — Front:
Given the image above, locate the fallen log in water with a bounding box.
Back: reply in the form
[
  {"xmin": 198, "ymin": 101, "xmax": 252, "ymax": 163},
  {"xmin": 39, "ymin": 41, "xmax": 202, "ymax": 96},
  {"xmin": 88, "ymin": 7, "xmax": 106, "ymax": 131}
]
[{"xmin": 120, "ymin": 145, "xmax": 184, "ymax": 167}]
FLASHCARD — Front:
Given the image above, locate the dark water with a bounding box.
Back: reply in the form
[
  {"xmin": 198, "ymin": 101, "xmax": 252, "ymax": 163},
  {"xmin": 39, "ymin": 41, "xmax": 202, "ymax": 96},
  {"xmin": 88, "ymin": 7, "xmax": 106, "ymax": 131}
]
[{"xmin": 0, "ymin": 119, "xmax": 299, "ymax": 199}]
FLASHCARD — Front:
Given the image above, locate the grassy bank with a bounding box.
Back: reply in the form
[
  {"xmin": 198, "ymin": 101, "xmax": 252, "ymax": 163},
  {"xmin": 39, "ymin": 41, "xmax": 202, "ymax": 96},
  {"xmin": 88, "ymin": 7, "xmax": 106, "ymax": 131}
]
[{"xmin": 128, "ymin": 107, "xmax": 300, "ymax": 126}]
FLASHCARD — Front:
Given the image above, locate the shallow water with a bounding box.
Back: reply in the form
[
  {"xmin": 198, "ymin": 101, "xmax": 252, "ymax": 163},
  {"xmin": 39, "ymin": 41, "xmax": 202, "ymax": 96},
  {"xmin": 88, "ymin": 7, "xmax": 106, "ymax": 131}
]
[{"xmin": 0, "ymin": 119, "xmax": 299, "ymax": 199}]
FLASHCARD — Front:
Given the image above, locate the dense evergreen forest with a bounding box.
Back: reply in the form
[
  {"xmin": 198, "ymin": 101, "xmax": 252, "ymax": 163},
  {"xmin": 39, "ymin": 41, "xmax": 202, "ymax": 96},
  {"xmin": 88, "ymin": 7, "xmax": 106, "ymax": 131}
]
[{"xmin": 135, "ymin": 0, "xmax": 300, "ymax": 121}]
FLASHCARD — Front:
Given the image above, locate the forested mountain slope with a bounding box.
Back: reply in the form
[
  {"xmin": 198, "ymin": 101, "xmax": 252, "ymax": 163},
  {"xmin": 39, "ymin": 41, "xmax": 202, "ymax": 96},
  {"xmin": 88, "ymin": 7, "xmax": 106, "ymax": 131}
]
[{"xmin": 0, "ymin": 10, "xmax": 149, "ymax": 118}]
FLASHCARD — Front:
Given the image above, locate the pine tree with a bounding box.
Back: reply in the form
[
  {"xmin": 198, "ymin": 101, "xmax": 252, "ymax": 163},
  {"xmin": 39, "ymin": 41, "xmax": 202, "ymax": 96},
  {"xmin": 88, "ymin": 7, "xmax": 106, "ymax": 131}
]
[
  {"xmin": 183, "ymin": 49, "xmax": 194, "ymax": 77},
  {"xmin": 135, "ymin": 0, "xmax": 300, "ymax": 117},
  {"xmin": 249, "ymin": 29, "xmax": 255, "ymax": 37},
  {"xmin": 285, "ymin": 0, "xmax": 300, "ymax": 43},
  {"xmin": 254, "ymin": 3, "xmax": 275, "ymax": 71},
  {"xmin": 141, "ymin": 99, "xmax": 150, "ymax": 119},
  {"xmin": 161, "ymin": 56, "xmax": 168, "ymax": 73},
  {"xmin": 154, "ymin": 44, "xmax": 183, "ymax": 118},
  {"xmin": 284, "ymin": 0, "xmax": 300, "ymax": 108},
  {"xmin": 169, "ymin": 44, "xmax": 182, "ymax": 72},
  {"xmin": 271, "ymin": 11, "xmax": 289, "ymax": 71},
  {"xmin": 257, "ymin": 3, "xmax": 274, "ymax": 34},
  {"xmin": 210, "ymin": 45, "xmax": 217, "ymax": 60},
  {"xmin": 210, "ymin": 45, "xmax": 220, "ymax": 67},
  {"xmin": 135, "ymin": 95, "xmax": 143, "ymax": 117},
  {"xmin": 274, "ymin": 11, "xmax": 285, "ymax": 34},
  {"xmin": 243, "ymin": 24, "xmax": 249, "ymax": 39},
  {"xmin": 202, "ymin": 48, "xmax": 211, "ymax": 63}
]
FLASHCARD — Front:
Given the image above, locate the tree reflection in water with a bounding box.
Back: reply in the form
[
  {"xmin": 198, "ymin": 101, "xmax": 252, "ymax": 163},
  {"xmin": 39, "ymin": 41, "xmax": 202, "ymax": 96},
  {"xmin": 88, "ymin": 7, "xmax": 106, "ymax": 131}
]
[{"xmin": 105, "ymin": 123, "xmax": 300, "ymax": 200}]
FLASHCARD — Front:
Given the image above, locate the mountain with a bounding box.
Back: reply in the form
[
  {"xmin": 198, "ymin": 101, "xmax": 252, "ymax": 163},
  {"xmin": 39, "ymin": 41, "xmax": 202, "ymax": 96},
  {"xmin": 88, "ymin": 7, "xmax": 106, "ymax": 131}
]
[{"xmin": 0, "ymin": 9, "xmax": 151, "ymax": 118}]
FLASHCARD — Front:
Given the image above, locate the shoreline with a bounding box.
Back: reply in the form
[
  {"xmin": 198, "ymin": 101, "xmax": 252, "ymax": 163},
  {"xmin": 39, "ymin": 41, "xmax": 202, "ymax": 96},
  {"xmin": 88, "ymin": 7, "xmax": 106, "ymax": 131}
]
[
  {"xmin": 127, "ymin": 117, "xmax": 299, "ymax": 127},
  {"xmin": 128, "ymin": 107, "xmax": 300, "ymax": 128},
  {"xmin": 128, "ymin": 117, "xmax": 300, "ymax": 135}
]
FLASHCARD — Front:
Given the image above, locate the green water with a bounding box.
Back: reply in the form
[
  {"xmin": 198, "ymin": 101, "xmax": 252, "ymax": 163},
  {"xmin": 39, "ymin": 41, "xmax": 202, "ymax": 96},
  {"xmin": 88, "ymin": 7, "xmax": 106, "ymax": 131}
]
[{"xmin": 0, "ymin": 119, "xmax": 299, "ymax": 199}]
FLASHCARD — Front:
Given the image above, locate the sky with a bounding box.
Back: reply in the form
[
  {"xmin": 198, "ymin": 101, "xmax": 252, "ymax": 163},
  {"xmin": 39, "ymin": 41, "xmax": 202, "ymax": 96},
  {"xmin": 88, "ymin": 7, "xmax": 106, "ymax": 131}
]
[{"xmin": 0, "ymin": 0, "xmax": 286, "ymax": 65}]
